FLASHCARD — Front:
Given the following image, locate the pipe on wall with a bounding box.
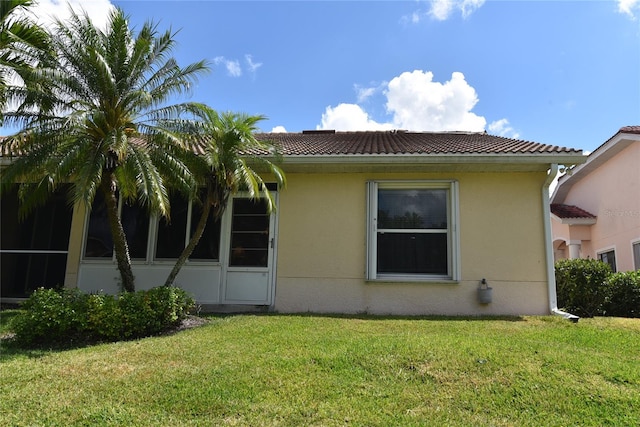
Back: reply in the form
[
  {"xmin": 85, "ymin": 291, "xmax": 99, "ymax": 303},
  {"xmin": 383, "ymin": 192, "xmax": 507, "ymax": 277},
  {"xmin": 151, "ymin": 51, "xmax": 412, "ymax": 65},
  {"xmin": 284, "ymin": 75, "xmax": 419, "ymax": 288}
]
[{"xmin": 543, "ymin": 163, "xmax": 579, "ymax": 323}]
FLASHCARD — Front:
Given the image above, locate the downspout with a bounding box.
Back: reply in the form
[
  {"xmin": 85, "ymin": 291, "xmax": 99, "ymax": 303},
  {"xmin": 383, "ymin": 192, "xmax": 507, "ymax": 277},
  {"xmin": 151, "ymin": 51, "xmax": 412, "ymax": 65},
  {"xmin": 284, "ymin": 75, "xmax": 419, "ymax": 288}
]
[{"xmin": 543, "ymin": 164, "xmax": 579, "ymax": 322}]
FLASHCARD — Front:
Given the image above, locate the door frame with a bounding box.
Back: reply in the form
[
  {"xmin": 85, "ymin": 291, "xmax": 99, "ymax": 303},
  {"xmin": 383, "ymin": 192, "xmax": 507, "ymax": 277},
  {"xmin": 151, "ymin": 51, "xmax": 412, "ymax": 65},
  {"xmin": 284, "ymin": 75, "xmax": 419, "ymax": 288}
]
[{"xmin": 220, "ymin": 192, "xmax": 279, "ymax": 305}]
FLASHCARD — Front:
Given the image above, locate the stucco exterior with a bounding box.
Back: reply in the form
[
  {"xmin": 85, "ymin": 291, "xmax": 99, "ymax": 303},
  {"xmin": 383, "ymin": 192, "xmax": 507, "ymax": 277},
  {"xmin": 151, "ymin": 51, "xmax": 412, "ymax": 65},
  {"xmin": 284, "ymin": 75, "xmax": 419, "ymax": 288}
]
[
  {"xmin": 2, "ymin": 130, "xmax": 587, "ymax": 315},
  {"xmin": 275, "ymin": 171, "xmax": 550, "ymax": 315},
  {"xmin": 551, "ymin": 127, "xmax": 640, "ymax": 272}
]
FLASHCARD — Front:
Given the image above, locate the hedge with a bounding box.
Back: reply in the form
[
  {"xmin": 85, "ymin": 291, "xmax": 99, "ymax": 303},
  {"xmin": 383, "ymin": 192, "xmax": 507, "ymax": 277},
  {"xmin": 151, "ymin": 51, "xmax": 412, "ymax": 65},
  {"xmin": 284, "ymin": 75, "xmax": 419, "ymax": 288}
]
[
  {"xmin": 555, "ymin": 258, "xmax": 640, "ymax": 318},
  {"xmin": 10, "ymin": 286, "xmax": 195, "ymax": 347}
]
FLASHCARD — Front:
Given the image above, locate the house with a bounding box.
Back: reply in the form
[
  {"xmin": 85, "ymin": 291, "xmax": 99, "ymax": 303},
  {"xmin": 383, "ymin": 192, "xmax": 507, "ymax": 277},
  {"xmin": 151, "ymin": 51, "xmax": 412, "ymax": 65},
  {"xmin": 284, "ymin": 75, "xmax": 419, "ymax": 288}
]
[
  {"xmin": 1, "ymin": 130, "xmax": 586, "ymax": 316},
  {"xmin": 551, "ymin": 126, "xmax": 640, "ymax": 272}
]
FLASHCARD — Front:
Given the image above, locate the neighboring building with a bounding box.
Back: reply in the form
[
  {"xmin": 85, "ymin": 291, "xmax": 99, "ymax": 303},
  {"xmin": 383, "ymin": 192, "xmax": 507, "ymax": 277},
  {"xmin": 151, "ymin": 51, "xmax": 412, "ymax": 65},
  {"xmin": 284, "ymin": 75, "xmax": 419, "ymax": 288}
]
[
  {"xmin": 2, "ymin": 130, "xmax": 585, "ymax": 316},
  {"xmin": 551, "ymin": 126, "xmax": 640, "ymax": 272}
]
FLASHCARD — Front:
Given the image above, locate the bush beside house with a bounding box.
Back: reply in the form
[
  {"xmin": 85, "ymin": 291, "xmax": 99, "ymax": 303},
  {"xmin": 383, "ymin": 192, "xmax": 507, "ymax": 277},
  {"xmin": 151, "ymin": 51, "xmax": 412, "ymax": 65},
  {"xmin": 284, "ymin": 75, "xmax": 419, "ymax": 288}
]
[
  {"xmin": 555, "ymin": 258, "xmax": 640, "ymax": 318},
  {"xmin": 10, "ymin": 287, "xmax": 194, "ymax": 347},
  {"xmin": 603, "ymin": 270, "xmax": 640, "ymax": 318}
]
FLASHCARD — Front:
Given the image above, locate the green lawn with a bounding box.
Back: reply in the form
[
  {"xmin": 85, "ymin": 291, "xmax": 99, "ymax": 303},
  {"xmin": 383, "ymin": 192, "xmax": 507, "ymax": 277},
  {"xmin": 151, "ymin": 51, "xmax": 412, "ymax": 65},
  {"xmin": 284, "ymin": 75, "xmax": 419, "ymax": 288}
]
[{"xmin": 1, "ymin": 313, "xmax": 639, "ymax": 426}]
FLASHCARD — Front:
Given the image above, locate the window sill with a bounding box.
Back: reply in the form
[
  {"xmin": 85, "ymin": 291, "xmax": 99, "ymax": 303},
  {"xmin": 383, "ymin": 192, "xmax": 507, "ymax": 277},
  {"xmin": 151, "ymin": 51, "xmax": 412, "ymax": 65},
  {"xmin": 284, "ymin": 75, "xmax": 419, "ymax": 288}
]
[
  {"xmin": 366, "ymin": 276, "xmax": 459, "ymax": 285},
  {"xmin": 81, "ymin": 259, "xmax": 221, "ymax": 266}
]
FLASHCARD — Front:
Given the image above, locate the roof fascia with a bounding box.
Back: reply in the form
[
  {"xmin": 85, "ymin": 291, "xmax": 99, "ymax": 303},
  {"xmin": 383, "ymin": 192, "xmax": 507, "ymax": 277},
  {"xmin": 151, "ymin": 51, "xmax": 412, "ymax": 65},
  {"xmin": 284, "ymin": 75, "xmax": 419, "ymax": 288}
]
[
  {"xmin": 552, "ymin": 131, "xmax": 640, "ymax": 203},
  {"xmin": 550, "ymin": 213, "xmax": 597, "ymax": 225},
  {"xmin": 279, "ymin": 153, "xmax": 586, "ymax": 165},
  {"xmin": 270, "ymin": 153, "xmax": 586, "ymax": 173}
]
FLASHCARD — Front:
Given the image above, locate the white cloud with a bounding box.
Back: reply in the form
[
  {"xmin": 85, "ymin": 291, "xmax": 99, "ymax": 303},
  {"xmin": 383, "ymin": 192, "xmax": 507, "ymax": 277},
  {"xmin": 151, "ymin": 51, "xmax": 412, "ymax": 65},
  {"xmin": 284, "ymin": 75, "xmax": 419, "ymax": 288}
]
[
  {"xmin": 410, "ymin": 0, "xmax": 485, "ymax": 22},
  {"xmin": 271, "ymin": 126, "xmax": 287, "ymax": 133},
  {"xmin": 617, "ymin": 0, "xmax": 639, "ymax": 18},
  {"xmin": 429, "ymin": 0, "xmax": 455, "ymax": 21},
  {"xmin": 213, "ymin": 55, "xmax": 263, "ymax": 78},
  {"xmin": 2, "ymin": 0, "xmax": 115, "ymax": 112},
  {"xmin": 319, "ymin": 103, "xmax": 393, "ymax": 131},
  {"xmin": 488, "ymin": 119, "xmax": 520, "ymax": 139},
  {"xmin": 28, "ymin": 0, "xmax": 116, "ymax": 31},
  {"xmin": 214, "ymin": 56, "xmax": 242, "ymax": 77},
  {"xmin": 245, "ymin": 54, "xmax": 263, "ymax": 73},
  {"xmin": 459, "ymin": 0, "xmax": 486, "ymax": 19},
  {"xmin": 355, "ymin": 85, "xmax": 377, "ymax": 103},
  {"xmin": 354, "ymin": 82, "xmax": 386, "ymax": 103},
  {"xmin": 317, "ymin": 70, "xmax": 494, "ymax": 133},
  {"xmin": 386, "ymin": 70, "xmax": 486, "ymax": 131}
]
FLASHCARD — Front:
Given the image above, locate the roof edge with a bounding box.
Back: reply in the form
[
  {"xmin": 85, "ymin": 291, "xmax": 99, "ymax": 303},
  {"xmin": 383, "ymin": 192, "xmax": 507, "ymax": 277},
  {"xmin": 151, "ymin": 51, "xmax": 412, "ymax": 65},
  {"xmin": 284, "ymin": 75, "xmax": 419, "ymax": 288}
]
[{"xmin": 552, "ymin": 127, "xmax": 640, "ymax": 203}]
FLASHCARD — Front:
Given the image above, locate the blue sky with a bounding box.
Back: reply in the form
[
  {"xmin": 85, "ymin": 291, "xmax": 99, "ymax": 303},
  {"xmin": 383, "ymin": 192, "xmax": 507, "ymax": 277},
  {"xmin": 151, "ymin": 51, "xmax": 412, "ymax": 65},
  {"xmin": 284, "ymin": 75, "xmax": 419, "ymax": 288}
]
[{"xmin": 5, "ymin": 0, "xmax": 640, "ymax": 153}]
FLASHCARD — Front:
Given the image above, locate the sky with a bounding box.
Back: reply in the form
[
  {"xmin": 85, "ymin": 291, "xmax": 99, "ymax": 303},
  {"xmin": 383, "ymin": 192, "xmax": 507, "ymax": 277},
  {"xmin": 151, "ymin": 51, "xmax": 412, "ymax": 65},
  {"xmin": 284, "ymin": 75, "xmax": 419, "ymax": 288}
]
[{"xmin": 3, "ymin": 0, "xmax": 640, "ymax": 153}]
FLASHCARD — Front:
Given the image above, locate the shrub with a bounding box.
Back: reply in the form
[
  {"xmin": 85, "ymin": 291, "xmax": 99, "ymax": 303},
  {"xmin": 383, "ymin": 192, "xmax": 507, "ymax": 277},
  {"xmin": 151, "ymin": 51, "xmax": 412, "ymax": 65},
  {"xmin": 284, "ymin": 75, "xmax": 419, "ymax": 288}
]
[
  {"xmin": 85, "ymin": 293, "xmax": 124, "ymax": 341},
  {"xmin": 11, "ymin": 288, "xmax": 88, "ymax": 345},
  {"xmin": 603, "ymin": 270, "xmax": 640, "ymax": 318},
  {"xmin": 555, "ymin": 258, "xmax": 612, "ymax": 317},
  {"xmin": 11, "ymin": 287, "xmax": 195, "ymax": 347}
]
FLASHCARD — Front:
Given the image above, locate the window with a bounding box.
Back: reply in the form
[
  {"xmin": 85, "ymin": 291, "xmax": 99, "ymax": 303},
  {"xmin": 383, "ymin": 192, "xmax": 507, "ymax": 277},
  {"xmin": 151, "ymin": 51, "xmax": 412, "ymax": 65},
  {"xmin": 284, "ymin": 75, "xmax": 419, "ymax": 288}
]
[
  {"xmin": 633, "ymin": 242, "xmax": 640, "ymax": 271},
  {"xmin": 367, "ymin": 181, "xmax": 459, "ymax": 281},
  {"xmin": 1, "ymin": 185, "xmax": 73, "ymax": 298},
  {"xmin": 154, "ymin": 192, "xmax": 221, "ymax": 261},
  {"xmin": 598, "ymin": 249, "xmax": 617, "ymax": 273},
  {"xmin": 84, "ymin": 192, "xmax": 149, "ymax": 260},
  {"xmin": 229, "ymin": 198, "xmax": 270, "ymax": 267},
  {"xmin": 84, "ymin": 191, "xmax": 221, "ymax": 262}
]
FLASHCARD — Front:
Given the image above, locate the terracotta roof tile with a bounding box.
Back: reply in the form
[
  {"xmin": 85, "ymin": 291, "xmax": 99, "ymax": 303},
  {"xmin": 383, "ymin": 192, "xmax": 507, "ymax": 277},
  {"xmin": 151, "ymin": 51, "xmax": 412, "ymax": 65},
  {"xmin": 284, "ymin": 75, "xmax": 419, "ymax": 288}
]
[
  {"xmin": 252, "ymin": 131, "xmax": 582, "ymax": 156},
  {"xmin": 550, "ymin": 204, "xmax": 596, "ymax": 219},
  {"xmin": 2, "ymin": 130, "xmax": 582, "ymax": 158},
  {"xmin": 620, "ymin": 126, "xmax": 640, "ymax": 134}
]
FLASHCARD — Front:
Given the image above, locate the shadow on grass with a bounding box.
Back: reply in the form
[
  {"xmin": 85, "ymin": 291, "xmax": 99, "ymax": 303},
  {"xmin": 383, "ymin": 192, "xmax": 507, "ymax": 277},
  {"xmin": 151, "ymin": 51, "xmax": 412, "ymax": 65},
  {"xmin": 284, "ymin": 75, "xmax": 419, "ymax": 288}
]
[
  {"xmin": 0, "ymin": 310, "xmax": 212, "ymax": 362},
  {"xmin": 1, "ymin": 309, "xmax": 528, "ymax": 361},
  {"xmin": 0, "ymin": 309, "xmax": 21, "ymax": 330},
  {"xmin": 201, "ymin": 311, "xmax": 527, "ymax": 322}
]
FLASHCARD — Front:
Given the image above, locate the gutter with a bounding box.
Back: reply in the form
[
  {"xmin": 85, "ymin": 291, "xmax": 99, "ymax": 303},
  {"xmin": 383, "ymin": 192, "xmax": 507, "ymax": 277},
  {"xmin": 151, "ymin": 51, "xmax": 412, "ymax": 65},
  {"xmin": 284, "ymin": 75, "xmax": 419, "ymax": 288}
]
[
  {"xmin": 277, "ymin": 153, "xmax": 586, "ymax": 166},
  {"xmin": 543, "ymin": 163, "xmax": 579, "ymax": 323}
]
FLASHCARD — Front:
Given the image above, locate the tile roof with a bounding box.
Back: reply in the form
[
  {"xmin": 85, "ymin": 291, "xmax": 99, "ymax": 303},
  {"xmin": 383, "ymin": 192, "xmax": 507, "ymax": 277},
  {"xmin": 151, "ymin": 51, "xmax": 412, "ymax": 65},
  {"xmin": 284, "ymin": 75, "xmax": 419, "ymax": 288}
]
[
  {"xmin": 1, "ymin": 130, "xmax": 582, "ymax": 159},
  {"xmin": 550, "ymin": 204, "xmax": 596, "ymax": 219},
  {"xmin": 620, "ymin": 126, "xmax": 640, "ymax": 134},
  {"xmin": 252, "ymin": 130, "xmax": 582, "ymax": 156}
]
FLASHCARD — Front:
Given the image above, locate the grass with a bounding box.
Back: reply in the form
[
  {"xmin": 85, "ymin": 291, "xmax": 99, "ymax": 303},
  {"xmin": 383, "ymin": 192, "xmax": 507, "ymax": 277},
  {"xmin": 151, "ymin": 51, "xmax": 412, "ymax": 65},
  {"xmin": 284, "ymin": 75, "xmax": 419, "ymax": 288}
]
[{"xmin": 1, "ymin": 312, "xmax": 639, "ymax": 426}]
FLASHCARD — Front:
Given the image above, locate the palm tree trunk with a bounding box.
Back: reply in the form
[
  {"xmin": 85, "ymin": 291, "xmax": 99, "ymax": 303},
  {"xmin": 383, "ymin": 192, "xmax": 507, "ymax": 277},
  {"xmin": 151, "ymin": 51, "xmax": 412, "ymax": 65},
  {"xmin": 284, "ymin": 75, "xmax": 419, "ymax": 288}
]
[
  {"xmin": 164, "ymin": 187, "xmax": 215, "ymax": 287},
  {"xmin": 101, "ymin": 176, "xmax": 135, "ymax": 292}
]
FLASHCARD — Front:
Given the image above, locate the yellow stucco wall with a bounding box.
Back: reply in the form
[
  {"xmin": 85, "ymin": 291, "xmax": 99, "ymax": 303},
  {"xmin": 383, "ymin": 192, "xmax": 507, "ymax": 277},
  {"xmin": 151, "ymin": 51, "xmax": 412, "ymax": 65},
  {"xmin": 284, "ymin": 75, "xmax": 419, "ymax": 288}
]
[
  {"xmin": 64, "ymin": 202, "xmax": 87, "ymax": 288},
  {"xmin": 60, "ymin": 169, "xmax": 552, "ymax": 315},
  {"xmin": 274, "ymin": 171, "xmax": 550, "ymax": 315}
]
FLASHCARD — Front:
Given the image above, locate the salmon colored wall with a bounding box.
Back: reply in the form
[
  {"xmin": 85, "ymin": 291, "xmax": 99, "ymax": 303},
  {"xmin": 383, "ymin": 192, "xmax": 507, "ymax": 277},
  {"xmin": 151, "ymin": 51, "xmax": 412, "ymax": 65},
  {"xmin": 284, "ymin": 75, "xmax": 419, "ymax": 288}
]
[
  {"xmin": 274, "ymin": 171, "xmax": 550, "ymax": 315},
  {"xmin": 563, "ymin": 143, "xmax": 640, "ymax": 271}
]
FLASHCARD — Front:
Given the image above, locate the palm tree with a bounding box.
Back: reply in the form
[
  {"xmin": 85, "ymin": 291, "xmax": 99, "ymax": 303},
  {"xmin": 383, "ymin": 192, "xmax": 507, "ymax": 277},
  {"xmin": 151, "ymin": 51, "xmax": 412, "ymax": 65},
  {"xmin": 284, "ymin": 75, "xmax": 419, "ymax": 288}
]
[
  {"xmin": 0, "ymin": 0, "xmax": 51, "ymax": 123},
  {"xmin": 0, "ymin": 8, "xmax": 210, "ymax": 292},
  {"xmin": 164, "ymin": 109, "xmax": 286, "ymax": 287}
]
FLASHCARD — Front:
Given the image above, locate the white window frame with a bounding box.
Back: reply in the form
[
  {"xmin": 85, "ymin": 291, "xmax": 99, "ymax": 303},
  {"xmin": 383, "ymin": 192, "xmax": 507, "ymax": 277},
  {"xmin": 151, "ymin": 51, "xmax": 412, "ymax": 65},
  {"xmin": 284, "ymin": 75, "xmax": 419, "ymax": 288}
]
[
  {"xmin": 366, "ymin": 180, "xmax": 460, "ymax": 282},
  {"xmin": 632, "ymin": 239, "xmax": 640, "ymax": 271},
  {"xmin": 82, "ymin": 196, "xmax": 220, "ymax": 265}
]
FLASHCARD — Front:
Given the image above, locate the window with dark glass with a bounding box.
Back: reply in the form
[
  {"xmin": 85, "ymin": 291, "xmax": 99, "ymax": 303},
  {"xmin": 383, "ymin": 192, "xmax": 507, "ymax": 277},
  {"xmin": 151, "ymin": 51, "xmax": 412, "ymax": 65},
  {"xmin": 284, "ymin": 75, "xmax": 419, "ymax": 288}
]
[
  {"xmin": 229, "ymin": 198, "xmax": 270, "ymax": 267},
  {"xmin": 598, "ymin": 250, "xmax": 617, "ymax": 273},
  {"xmin": 189, "ymin": 198, "xmax": 222, "ymax": 261},
  {"xmin": 1, "ymin": 185, "xmax": 72, "ymax": 298},
  {"xmin": 377, "ymin": 188, "xmax": 449, "ymax": 275},
  {"xmin": 367, "ymin": 181, "xmax": 458, "ymax": 281},
  {"xmin": 154, "ymin": 192, "xmax": 221, "ymax": 261},
  {"xmin": 155, "ymin": 193, "xmax": 189, "ymax": 259},
  {"xmin": 83, "ymin": 192, "xmax": 149, "ymax": 260}
]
